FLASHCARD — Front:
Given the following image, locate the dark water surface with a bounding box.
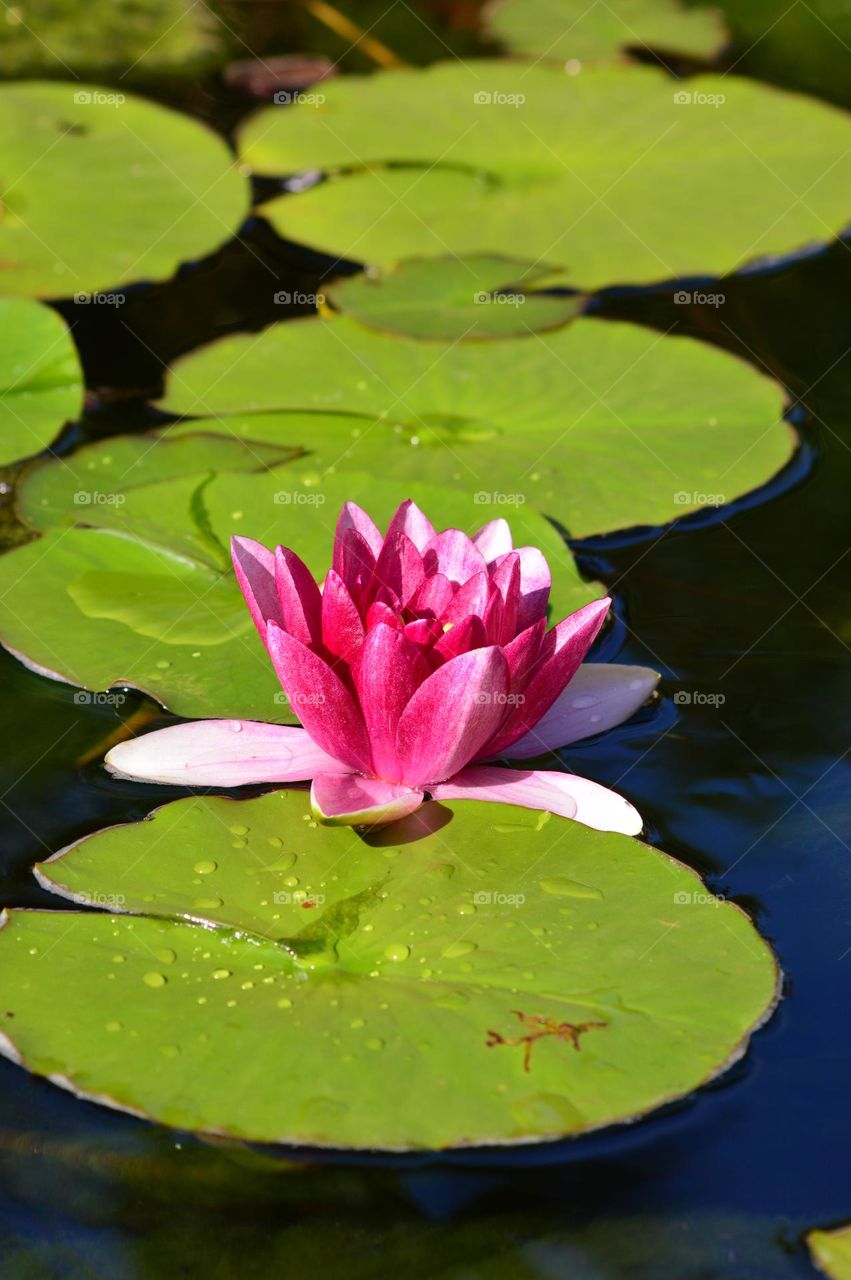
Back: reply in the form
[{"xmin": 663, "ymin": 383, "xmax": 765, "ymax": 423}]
[{"xmin": 1, "ymin": 29, "xmax": 850, "ymax": 1280}]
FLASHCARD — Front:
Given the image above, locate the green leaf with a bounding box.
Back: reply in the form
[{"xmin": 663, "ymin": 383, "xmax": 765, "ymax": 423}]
[
  {"xmin": 0, "ymin": 790, "xmax": 778, "ymax": 1149},
  {"xmin": 239, "ymin": 61, "xmax": 851, "ymax": 288},
  {"xmin": 484, "ymin": 0, "xmax": 725, "ymax": 62},
  {"xmin": 0, "ymin": 81, "xmax": 247, "ymax": 297},
  {"xmin": 0, "ymin": 469, "xmax": 592, "ymax": 719},
  {"xmin": 326, "ymin": 256, "xmax": 582, "ymax": 340},
  {"xmin": 0, "ymin": 299, "xmax": 82, "ymax": 466},
  {"xmin": 809, "ymin": 1225, "xmax": 851, "ymax": 1280},
  {"xmin": 159, "ymin": 314, "xmax": 791, "ymax": 537}
]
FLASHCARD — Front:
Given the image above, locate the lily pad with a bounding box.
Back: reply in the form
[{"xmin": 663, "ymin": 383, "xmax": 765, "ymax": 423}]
[
  {"xmin": 484, "ymin": 0, "xmax": 726, "ymax": 62},
  {"xmin": 17, "ymin": 427, "xmax": 302, "ymax": 532},
  {"xmin": 810, "ymin": 1225, "xmax": 851, "ymax": 1280},
  {"xmin": 0, "ymin": 469, "xmax": 592, "ymax": 720},
  {"xmin": 0, "ymin": 81, "xmax": 247, "ymax": 297},
  {"xmin": 159, "ymin": 314, "xmax": 791, "ymax": 537},
  {"xmin": 326, "ymin": 256, "xmax": 582, "ymax": 340},
  {"xmin": 0, "ymin": 790, "xmax": 778, "ymax": 1149},
  {"xmin": 239, "ymin": 62, "xmax": 851, "ymax": 288},
  {"xmin": 0, "ymin": 299, "xmax": 83, "ymax": 466}
]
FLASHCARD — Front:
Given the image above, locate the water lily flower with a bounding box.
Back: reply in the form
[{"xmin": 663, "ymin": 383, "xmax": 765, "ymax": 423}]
[{"xmin": 106, "ymin": 501, "xmax": 658, "ymax": 834}]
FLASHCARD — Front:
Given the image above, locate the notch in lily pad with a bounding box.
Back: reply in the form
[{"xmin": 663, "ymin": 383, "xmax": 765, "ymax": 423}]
[{"xmin": 326, "ymin": 255, "xmax": 583, "ymax": 340}]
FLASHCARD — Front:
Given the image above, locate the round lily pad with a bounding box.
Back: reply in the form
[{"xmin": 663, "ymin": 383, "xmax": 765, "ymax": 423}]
[
  {"xmin": 0, "ymin": 81, "xmax": 247, "ymax": 297},
  {"xmin": 0, "ymin": 469, "xmax": 592, "ymax": 720},
  {"xmin": 484, "ymin": 0, "xmax": 726, "ymax": 62},
  {"xmin": 159, "ymin": 314, "xmax": 792, "ymax": 537},
  {"xmin": 0, "ymin": 299, "xmax": 83, "ymax": 466},
  {"xmin": 239, "ymin": 61, "xmax": 851, "ymax": 288},
  {"xmin": 326, "ymin": 256, "xmax": 582, "ymax": 340},
  {"xmin": 0, "ymin": 790, "xmax": 778, "ymax": 1149},
  {"xmin": 810, "ymin": 1225, "xmax": 851, "ymax": 1280}
]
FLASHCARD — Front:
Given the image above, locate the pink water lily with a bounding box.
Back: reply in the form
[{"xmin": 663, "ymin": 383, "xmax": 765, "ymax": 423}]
[{"xmin": 106, "ymin": 500, "xmax": 657, "ymax": 834}]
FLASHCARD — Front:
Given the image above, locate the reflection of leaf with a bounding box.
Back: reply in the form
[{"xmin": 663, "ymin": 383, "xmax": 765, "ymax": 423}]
[
  {"xmin": 0, "ymin": 299, "xmax": 82, "ymax": 466},
  {"xmin": 0, "ymin": 82, "xmax": 247, "ymax": 296},
  {"xmin": 327, "ymin": 255, "xmax": 582, "ymax": 340},
  {"xmin": 67, "ymin": 569, "xmax": 251, "ymax": 646},
  {"xmin": 484, "ymin": 0, "xmax": 726, "ymax": 61},
  {"xmin": 0, "ymin": 790, "xmax": 779, "ymax": 1149},
  {"xmin": 240, "ymin": 61, "xmax": 851, "ymax": 288}
]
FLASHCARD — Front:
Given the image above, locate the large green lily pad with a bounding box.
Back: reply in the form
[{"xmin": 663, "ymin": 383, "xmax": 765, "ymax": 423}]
[
  {"xmin": 810, "ymin": 1225, "xmax": 851, "ymax": 1280},
  {"xmin": 0, "ymin": 81, "xmax": 247, "ymax": 297},
  {"xmin": 484, "ymin": 0, "xmax": 726, "ymax": 62},
  {"xmin": 0, "ymin": 299, "xmax": 83, "ymax": 466},
  {"xmin": 326, "ymin": 255, "xmax": 582, "ymax": 340},
  {"xmin": 239, "ymin": 61, "xmax": 851, "ymax": 288},
  {"xmin": 159, "ymin": 314, "xmax": 791, "ymax": 537},
  {"xmin": 0, "ymin": 469, "xmax": 591, "ymax": 719},
  {"xmin": 0, "ymin": 790, "xmax": 778, "ymax": 1149}
]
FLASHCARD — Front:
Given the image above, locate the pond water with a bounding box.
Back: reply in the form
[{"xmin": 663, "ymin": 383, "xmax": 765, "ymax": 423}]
[{"xmin": 1, "ymin": 10, "xmax": 849, "ymax": 1279}]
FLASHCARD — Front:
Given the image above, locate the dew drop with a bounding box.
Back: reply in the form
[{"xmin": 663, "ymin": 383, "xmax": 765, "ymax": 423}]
[
  {"xmin": 349, "ymin": 1017, "xmax": 365, "ymax": 1029},
  {"xmin": 365, "ymin": 1036, "xmax": 384, "ymax": 1051},
  {"xmin": 570, "ymin": 694, "xmax": 599, "ymax": 710},
  {"xmin": 539, "ymin": 876, "xmax": 603, "ymax": 900},
  {"xmin": 105, "ymin": 1020, "xmax": 122, "ymax": 1032},
  {"xmin": 155, "ymin": 948, "xmax": 177, "ymax": 966},
  {"xmin": 277, "ymin": 997, "xmax": 293, "ymax": 1009},
  {"xmin": 143, "ymin": 972, "xmax": 166, "ymax": 988},
  {"xmin": 195, "ymin": 897, "xmax": 223, "ymax": 909},
  {"xmin": 111, "ymin": 953, "xmax": 125, "ymax": 964},
  {"xmin": 384, "ymin": 943, "xmax": 410, "ymax": 962},
  {"xmin": 160, "ymin": 1044, "xmax": 181, "ymax": 1058},
  {"xmin": 193, "ymin": 860, "xmax": 217, "ymax": 875},
  {"xmin": 456, "ymin": 902, "xmax": 476, "ymax": 916},
  {"xmin": 211, "ymin": 968, "xmax": 231, "ymax": 980},
  {"xmin": 441, "ymin": 940, "xmax": 477, "ymax": 959}
]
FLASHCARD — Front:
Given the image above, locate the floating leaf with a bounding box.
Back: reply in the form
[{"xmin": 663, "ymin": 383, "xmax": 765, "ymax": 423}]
[
  {"xmin": 239, "ymin": 62, "xmax": 851, "ymax": 288},
  {"xmin": 484, "ymin": 0, "xmax": 726, "ymax": 62},
  {"xmin": 810, "ymin": 1225, "xmax": 851, "ymax": 1280},
  {"xmin": 326, "ymin": 255, "xmax": 582, "ymax": 340},
  {"xmin": 0, "ymin": 81, "xmax": 247, "ymax": 297},
  {"xmin": 0, "ymin": 299, "xmax": 83, "ymax": 466},
  {"xmin": 0, "ymin": 790, "xmax": 778, "ymax": 1149},
  {"xmin": 159, "ymin": 314, "xmax": 791, "ymax": 537},
  {"xmin": 0, "ymin": 470, "xmax": 591, "ymax": 719}
]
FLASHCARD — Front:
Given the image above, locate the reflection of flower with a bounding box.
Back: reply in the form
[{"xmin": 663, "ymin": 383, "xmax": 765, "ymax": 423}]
[{"xmin": 107, "ymin": 501, "xmax": 657, "ymax": 832}]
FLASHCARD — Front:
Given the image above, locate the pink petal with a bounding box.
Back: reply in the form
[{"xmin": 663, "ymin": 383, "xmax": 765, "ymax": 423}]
[
  {"xmin": 423, "ymin": 529, "xmax": 488, "ymax": 585},
  {"xmin": 442, "ymin": 571, "xmax": 489, "ymax": 625},
  {"xmin": 231, "ymin": 536, "xmax": 279, "ymax": 643},
  {"xmin": 321, "ymin": 569, "xmax": 365, "ymax": 664},
  {"xmin": 485, "ymin": 598, "xmax": 611, "ymax": 755},
  {"xmin": 384, "ymin": 499, "xmax": 435, "ymax": 552},
  {"xmin": 333, "ymin": 501, "xmax": 383, "ymax": 572},
  {"xmin": 514, "ymin": 546, "xmax": 552, "ymax": 630},
  {"xmin": 311, "ymin": 773, "xmax": 424, "ymax": 826},
  {"xmin": 395, "ymin": 646, "xmax": 510, "ymax": 787},
  {"xmin": 105, "ymin": 721, "xmax": 346, "ymax": 787},
  {"xmin": 431, "ymin": 765, "xmax": 642, "ymax": 836},
  {"xmin": 404, "ymin": 617, "xmax": 443, "ymax": 649},
  {"xmin": 409, "ymin": 572, "xmax": 454, "ymax": 617},
  {"xmin": 274, "ymin": 546, "xmax": 322, "ymax": 648},
  {"xmin": 353, "ymin": 624, "xmax": 430, "ymax": 780},
  {"xmin": 336, "ymin": 528, "xmax": 378, "ymax": 608},
  {"xmin": 502, "ymin": 617, "xmax": 546, "ymax": 690},
  {"xmin": 371, "ymin": 531, "xmax": 424, "ymax": 608},
  {"xmin": 485, "ymin": 553, "xmax": 520, "ymax": 643},
  {"xmin": 266, "ymin": 622, "xmax": 372, "ymax": 772},
  {"xmin": 501, "ymin": 663, "xmax": 660, "ymax": 759},
  {"xmin": 432, "ymin": 614, "xmax": 487, "ymax": 664},
  {"xmin": 366, "ymin": 600, "xmax": 402, "ymax": 631},
  {"xmin": 473, "ymin": 517, "xmax": 513, "ymax": 562}
]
